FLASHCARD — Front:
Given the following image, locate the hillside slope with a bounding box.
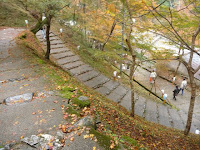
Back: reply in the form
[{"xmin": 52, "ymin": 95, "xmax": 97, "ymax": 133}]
[{"xmin": 0, "ymin": 1, "xmax": 35, "ymax": 27}]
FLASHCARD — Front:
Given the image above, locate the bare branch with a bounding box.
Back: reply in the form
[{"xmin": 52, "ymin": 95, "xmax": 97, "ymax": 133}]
[
  {"xmin": 194, "ymin": 65, "xmax": 200, "ymax": 74},
  {"xmin": 132, "ymin": 24, "xmax": 200, "ymax": 56}
]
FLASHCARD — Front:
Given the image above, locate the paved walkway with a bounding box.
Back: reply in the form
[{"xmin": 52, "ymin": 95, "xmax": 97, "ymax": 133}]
[
  {"xmin": 0, "ymin": 28, "xmax": 67, "ymax": 145},
  {"xmin": 0, "ymin": 28, "xmax": 103, "ymax": 149},
  {"xmin": 36, "ymin": 31, "xmax": 200, "ymax": 133},
  {"xmin": 117, "ymin": 61, "xmax": 200, "ymax": 120}
]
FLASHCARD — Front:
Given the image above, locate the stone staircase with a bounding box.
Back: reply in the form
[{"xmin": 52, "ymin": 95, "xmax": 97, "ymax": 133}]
[{"xmin": 36, "ymin": 31, "xmax": 200, "ymax": 133}]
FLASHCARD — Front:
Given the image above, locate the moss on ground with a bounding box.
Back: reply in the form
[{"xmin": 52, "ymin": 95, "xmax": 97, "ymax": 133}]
[
  {"xmin": 71, "ymin": 98, "xmax": 91, "ymax": 108},
  {"xmin": 90, "ymin": 128, "xmax": 120, "ymax": 150},
  {"xmin": 65, "ymin": 104, "xmax": 80, "ymax": 116}
]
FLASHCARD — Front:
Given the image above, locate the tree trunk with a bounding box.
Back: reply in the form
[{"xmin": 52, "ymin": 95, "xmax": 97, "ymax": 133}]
[
  {"xmin": 126, "ymin": 38, "xmax": 136, "ymax": 117},
  {"xmin": 31, "ymin": 19, "xmax": 47, "ymax": 34},
  {"xmin": 184, "ymin": 69, "xmax": 196, "ymax": 135},
  {"xmin": 174, "ymin": 44, "xmax": 184, "ymax": 76},
  {"xmin": 101, "ymin": 19, "xmax": 117, "ymax": 51},
  {"xmin": 174, "ymin": 61, "xmax": 181, "ymax": 76},
  {"xmin": 121, "ymin": 5, "xmax": 125, "ymax": 51},
  {"xmin": 184, "ymin": 22, "xmax": 200, "ymax": 135},
  {"xmin": 45, "ymin": 17, "xmax": 52, "ymax": 59}
]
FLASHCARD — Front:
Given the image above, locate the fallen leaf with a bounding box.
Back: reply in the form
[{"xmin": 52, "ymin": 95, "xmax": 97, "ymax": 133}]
[
  {"xmin": 70, "ymin": 137, "xmax": 74, "ymax": 141},
  {"xmin": 83, "ymin": 135, "xmax": 89, "ymax": 139}
]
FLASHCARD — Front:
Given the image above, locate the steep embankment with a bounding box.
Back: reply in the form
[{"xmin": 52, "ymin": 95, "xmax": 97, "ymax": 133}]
[{"xmin": 0, "ymin": 1, "xmax": 35, "ymax": 27}]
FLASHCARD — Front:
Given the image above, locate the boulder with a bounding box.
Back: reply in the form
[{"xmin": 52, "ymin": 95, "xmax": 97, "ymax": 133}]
[
  {"xmin": 67, "ymin": 116, "xmax": 95, "ymax": 132},
  {"xmin": 21, "ymin": 134, "xmax": 63, "ymax": 150},
  {"xmin": 21, "ymin": 135, "xmax": 40, "ymax": 146},
  {"xmin": 4, "ymin": 93, "xmax": 33, "ymax": 105}
]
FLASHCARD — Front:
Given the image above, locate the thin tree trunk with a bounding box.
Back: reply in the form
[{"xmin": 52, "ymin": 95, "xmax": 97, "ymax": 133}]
[
  {"xmin": 73, "ymin": 8, "xmax": 76, "ymax": 21},
  {"xmin": 121, "ymin": 5, "xmax": 125, "ymax": 50},
  {"xmin": 184, "ymin": 69, "xmax": 196, "ymax": 135},
  {"xmin": 174, "ymin": 61, "xmax": 181, "ymax": 76},
  {"xmin": 101, "ymin": 19, "xmax": 117, "ymax": 51},
  {"xmin": 126, "ymin": 38, "xmax": 136, "ymax": 117},
  {"xmin": 45, "ymin": 16, "xmax": 52, "ymax": 59},
  {"xmin": 184, "ymin": 22, "xmax": 200, "ymax": 135},
  {"xmin": 174, "ymin": 44, "xmax": 183, "ymax": 76},
  {"xmin": 31, "ymin": 19, "xmax": 47, "ymax": 34}
]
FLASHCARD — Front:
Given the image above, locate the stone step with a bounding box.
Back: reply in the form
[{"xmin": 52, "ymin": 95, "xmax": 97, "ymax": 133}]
[
  {"xmin": 44, "ymin": 40, "xmax": 63, "ymax": 45},
  {"xmin": 50, "ymin": 47, "xmax": 70, "ymax": 54},
  {"xmin": 51, "ymin": 44, "xmax": 66, "ymax": 49},
  {"xmin": 157, "ymin": 104, "xmax": 172, "ymax": 127},
  {"xmin": 135, "ymin": 96, "xmax": 146, "ymax": 117},
  {"xmin": 107, "ymin": 85, "xmax": 128, "ymax": 103},
  {"xmin": 51, "ymin": 51, "xmax": 75, "ymax": 60},
  {"xmin": 69, "ymin": 65, "xmax": 93, "ymax": 76},
  {"xmin": 62, "ymin": 61, "xmax": 84, "ymax": 70},
  {"xmin": 76, "ymin": 70, "xmax": 100, "ymax": 82},
  {"xmin": 178, "ymin": 110, "xmax": 196, "ymax": 133},
  {"xmin": 84, "ymin": 74, "xmax": 110, "ymax": 89},
  {"xmin": 56, "ymin": 56, "xmax": 80, "ymax": 65},
  {"xmin": 50, "ymin": 36, "xmax": 60, "ymax": 41},
  {"xmin": 192, "ymin": 117, "xmax": 200, "ymax": 130},
  {"xmin": 120, "ymin": 90, "xmax": 131, "ymax": 111},
  {"xmin": 95, "ymin": 86, "xmax": 111, "ymax": 96},
  {"xmin": 102, "ymin": 80, "xmax": 119, "ymax": 91},
  {"xmin": 145, "ymin": 100, "xmax": 158, "ymax": 123},
  {"xmin": 168, "ymin": 108, "xmax": 185, "ymax": 130}
]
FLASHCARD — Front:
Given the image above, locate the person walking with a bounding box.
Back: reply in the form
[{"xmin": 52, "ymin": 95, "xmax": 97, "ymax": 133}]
[
  {"xmin": 180, "ymin": 78, "xmax": 187, "ymax": 95},
  {"xmin": 41, "ymin": 13, "xmax": 46, "ymax": 40},
  {"xmin": 173, "ymin": 85, "xmax": 179, "ymax": 100},
  {"xmin": 150, "ymin": 69, "xmax": 157, "ymax": 84},
  {"xmin": 113, "ymin": 71, "xmax": 117, "ymax": 80},
  {"xmin": 172, "ymin": 76, "xmax": 176, "ymax": 85}
]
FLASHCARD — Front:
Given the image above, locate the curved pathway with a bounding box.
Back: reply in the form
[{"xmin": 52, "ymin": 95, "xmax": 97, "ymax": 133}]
[{"xmin": 36, "ymin": 31, "xmax": 200, "ymax": 133}]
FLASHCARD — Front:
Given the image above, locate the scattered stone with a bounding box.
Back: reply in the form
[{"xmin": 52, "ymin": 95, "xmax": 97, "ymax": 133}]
[
  {"xmin": 21, "ymin": 135, "xmax": 40, "ymax": 147},
  {"xmin": 35, "ymin": 90, "xmax": 56, "ymax": 98},
  {"xmin": 74, "ymin": 116, "xmax": 95, "ymax": 128},
  {"xmin": 21, "ymin": 134, "xmax": 63, "ymax": 150},
  {"xmin": 66, "ymin": 116, "xmax": 95, "ymax": 132},
  {"xmin": 56, "ymin": 131, "xmax": 64, "ymax": 140},
  {"xmin": 2, "ymin": 143, "xmax": 14, "ymax": 150},
  {"xmin": 4, "ymin": 93, "xmax": 33, "ymax": 105},
  {"xmin": 78, "ymin": 96, "xmax": 89, "ymax": 101},
  {"xmin": 7, "ymin": 77, "xmax": 26, "ymax": 82}
]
